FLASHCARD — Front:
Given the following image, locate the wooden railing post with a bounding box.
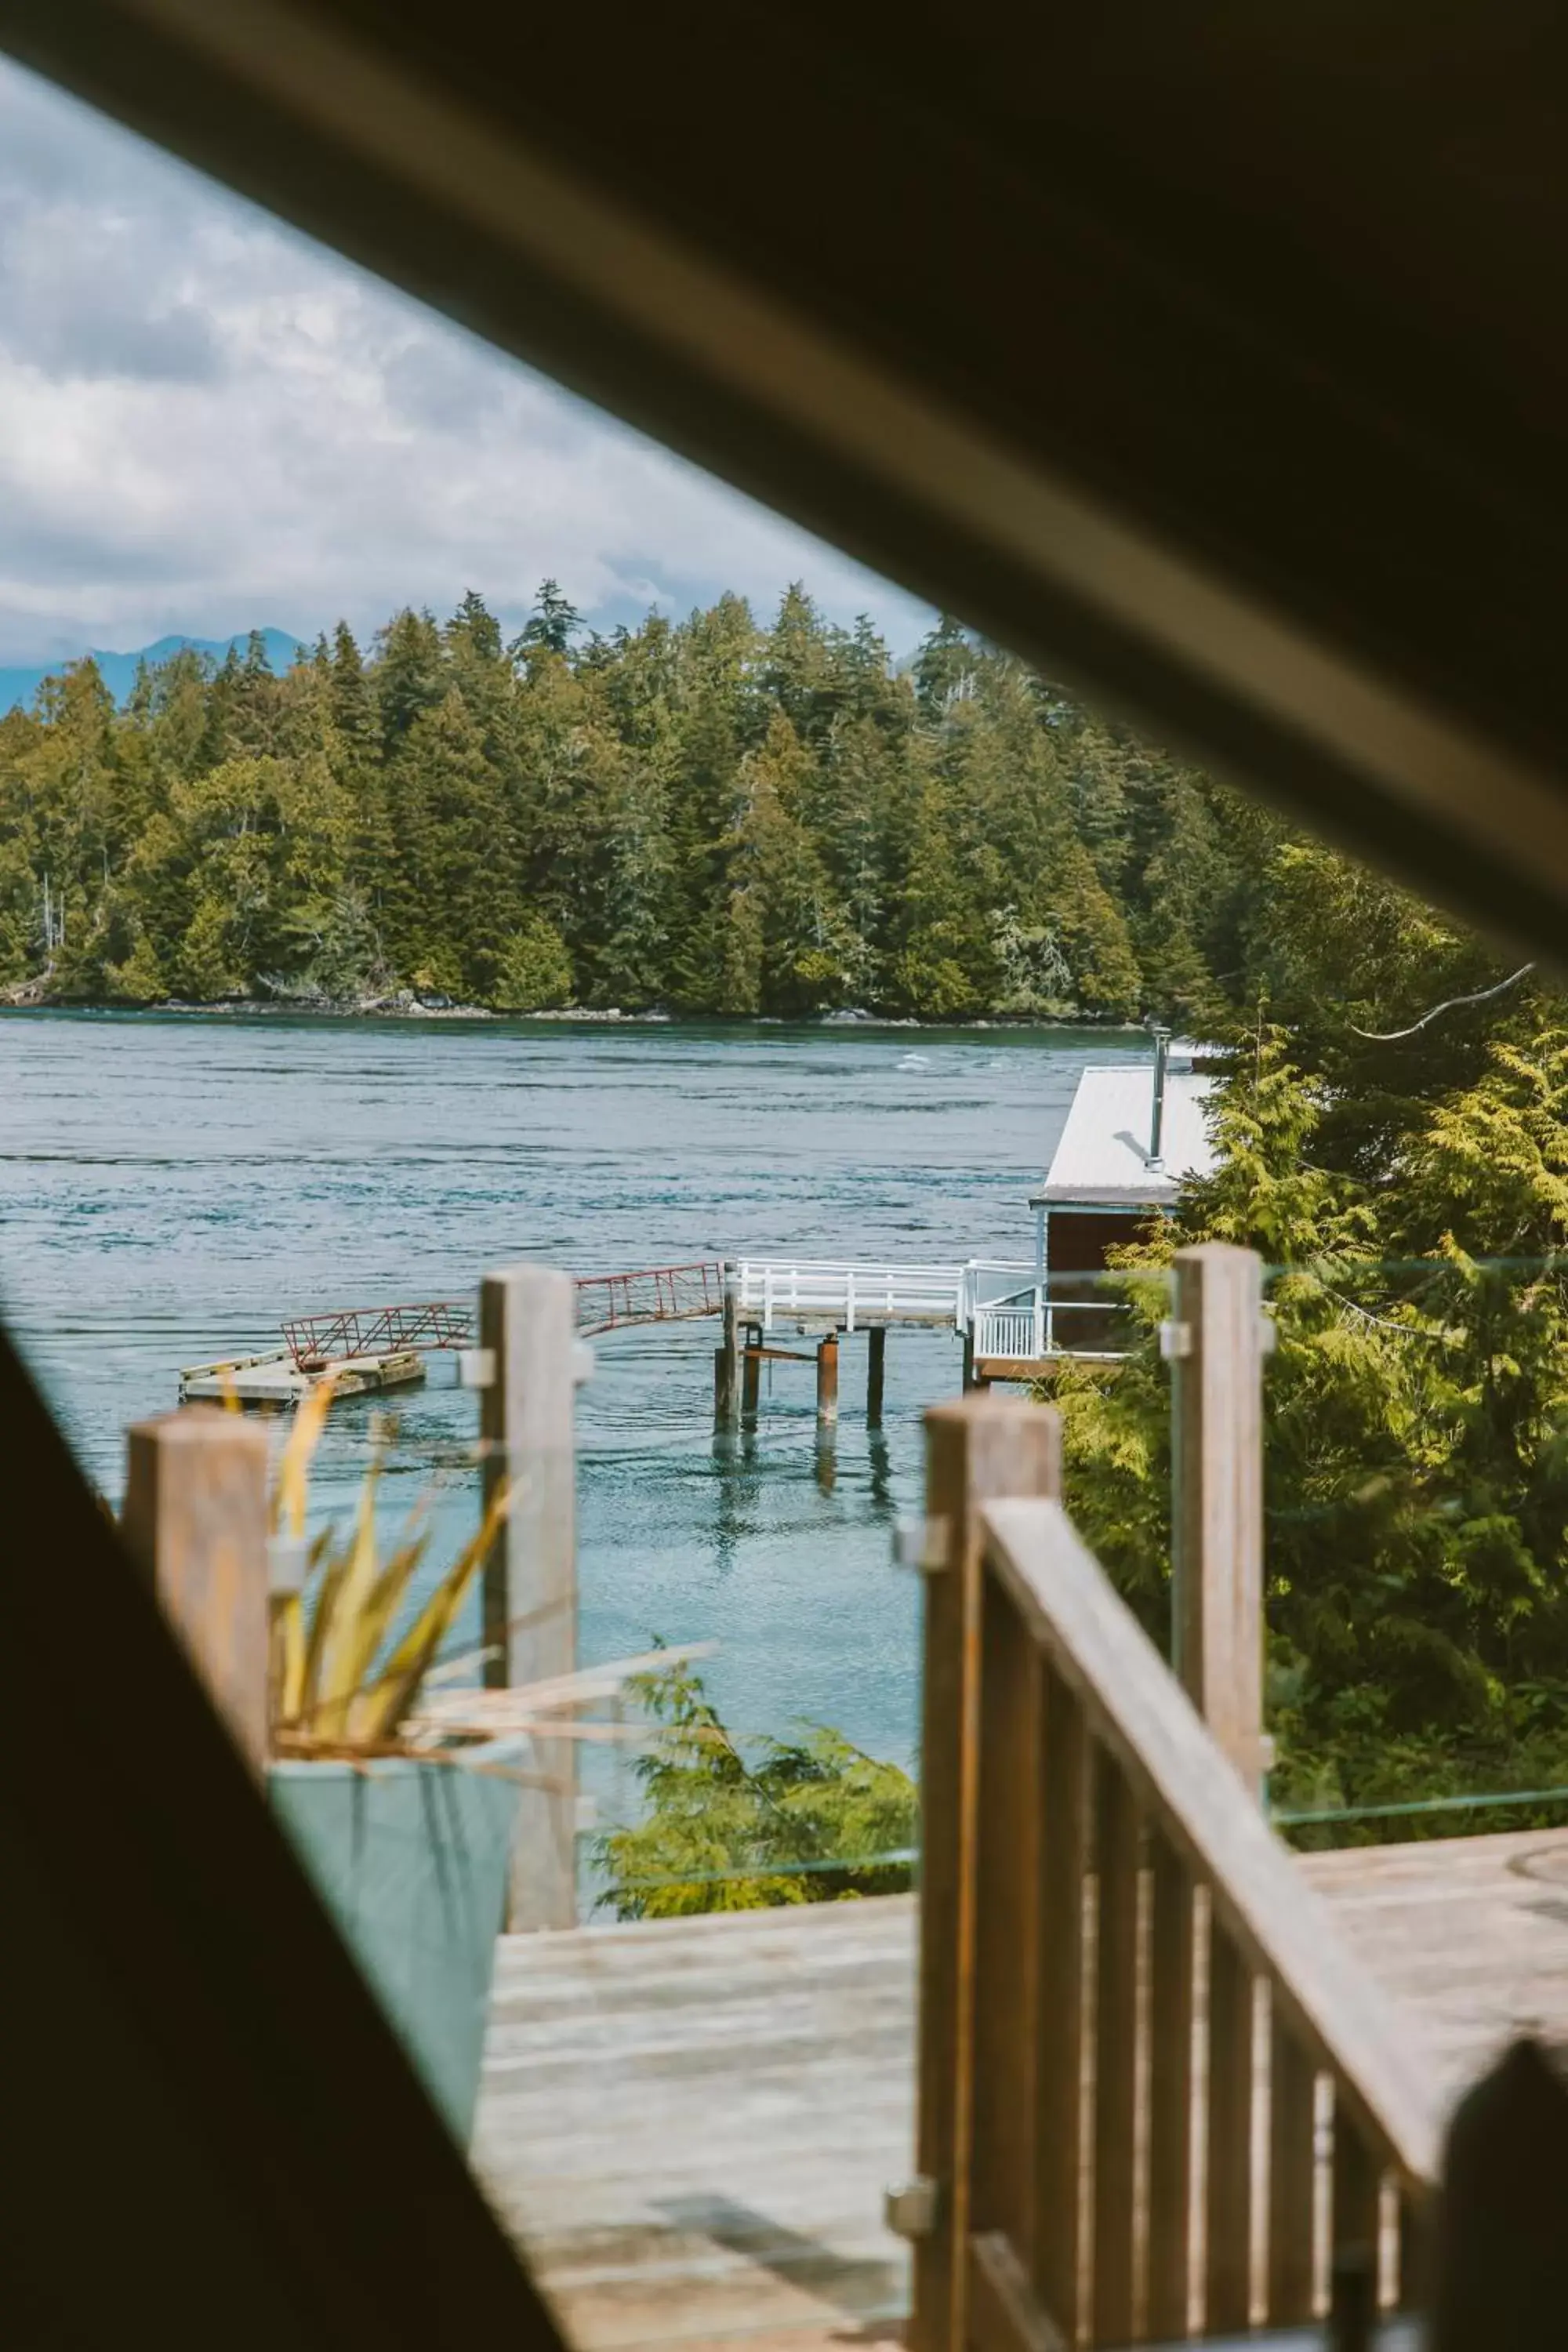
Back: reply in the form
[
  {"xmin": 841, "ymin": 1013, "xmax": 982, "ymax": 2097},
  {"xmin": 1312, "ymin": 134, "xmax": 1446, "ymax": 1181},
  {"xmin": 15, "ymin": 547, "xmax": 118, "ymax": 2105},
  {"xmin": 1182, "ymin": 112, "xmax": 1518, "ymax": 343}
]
[
  {"xmin": 1206, "ymin": 1916, "xmax": 1256, "ymax": 2332},
  {"xmin": 1268, "ymin": 2006, "xmax": 1319, "ymax": 2325},
  {"xmin": 1169, "ymin": 1243, "xmax": 1268, "ymax": 1790},
  {"xmin": 479, "ymin": 1261, "xmax": 578, "ymax": 1932},
  {"xmin": 1146, "ymin": 1825, "xmax": 1197, "ymax": 2339},
  {"xmin": 122, "ymin": 1406, "xmax": 270, "ymax": 1773},
  {"xmin": 910, "ymin": 1392, "xmax": 1062, "ymax": 2352},
  {"xmin": 1092, "ymin": 1752, "xmax": 1140, "ymax": 2347}
]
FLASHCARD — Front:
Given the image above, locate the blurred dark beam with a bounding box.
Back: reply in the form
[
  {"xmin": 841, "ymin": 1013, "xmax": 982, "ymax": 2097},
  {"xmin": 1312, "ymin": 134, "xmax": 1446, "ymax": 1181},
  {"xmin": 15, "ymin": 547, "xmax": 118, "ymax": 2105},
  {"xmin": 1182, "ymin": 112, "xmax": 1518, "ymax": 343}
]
[{"xmin": 4, "ymin": 1, "xmax": 1568, "ymax": 954}]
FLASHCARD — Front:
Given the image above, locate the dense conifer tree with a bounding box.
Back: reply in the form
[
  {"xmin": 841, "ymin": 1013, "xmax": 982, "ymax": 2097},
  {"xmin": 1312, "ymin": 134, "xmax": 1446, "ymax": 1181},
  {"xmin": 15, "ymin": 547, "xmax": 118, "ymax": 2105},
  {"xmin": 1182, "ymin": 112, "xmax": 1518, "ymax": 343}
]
[{"xmin": 0, "ymin": 579, "xmax": 1533, "ymax": 1037}]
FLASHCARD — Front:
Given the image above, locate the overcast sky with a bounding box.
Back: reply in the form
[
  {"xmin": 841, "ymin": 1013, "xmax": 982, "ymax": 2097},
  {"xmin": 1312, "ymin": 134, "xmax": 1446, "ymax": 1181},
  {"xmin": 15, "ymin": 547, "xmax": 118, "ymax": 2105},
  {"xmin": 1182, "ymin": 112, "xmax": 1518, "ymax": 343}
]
[{"xmin": 0, "ymin": 57, "xmax": 932, "ymax": 667}]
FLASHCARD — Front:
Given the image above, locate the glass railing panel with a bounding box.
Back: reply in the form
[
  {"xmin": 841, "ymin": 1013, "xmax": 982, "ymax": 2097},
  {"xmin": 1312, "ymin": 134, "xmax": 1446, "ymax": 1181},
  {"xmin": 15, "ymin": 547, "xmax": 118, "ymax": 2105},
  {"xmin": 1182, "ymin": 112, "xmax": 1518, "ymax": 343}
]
[
  {"xmin": 1258, "ymin": 1250, "xmax": 1568, "ymax": 1849},
  {"xmin": 577, "ymin": 1316, "xmax": 926, "ymax": 1922}
]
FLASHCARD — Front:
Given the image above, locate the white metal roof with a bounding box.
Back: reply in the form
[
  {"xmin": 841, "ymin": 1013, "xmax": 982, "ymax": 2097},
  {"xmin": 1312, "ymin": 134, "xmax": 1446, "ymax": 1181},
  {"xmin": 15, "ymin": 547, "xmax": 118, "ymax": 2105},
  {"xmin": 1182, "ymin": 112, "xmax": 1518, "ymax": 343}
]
[{"xmin": 1031, "ymin": 1063, "xmax": 1218, "ymax": 1209}]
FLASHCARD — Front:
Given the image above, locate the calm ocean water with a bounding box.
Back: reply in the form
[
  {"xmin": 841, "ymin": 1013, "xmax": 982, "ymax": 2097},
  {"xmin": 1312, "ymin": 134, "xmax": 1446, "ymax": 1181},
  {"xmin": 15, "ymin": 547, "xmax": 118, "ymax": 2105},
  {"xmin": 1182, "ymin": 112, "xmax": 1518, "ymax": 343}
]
[{"xmin": 0, "ymin": 1010, "xmax": 1150, "ymax": 1776}]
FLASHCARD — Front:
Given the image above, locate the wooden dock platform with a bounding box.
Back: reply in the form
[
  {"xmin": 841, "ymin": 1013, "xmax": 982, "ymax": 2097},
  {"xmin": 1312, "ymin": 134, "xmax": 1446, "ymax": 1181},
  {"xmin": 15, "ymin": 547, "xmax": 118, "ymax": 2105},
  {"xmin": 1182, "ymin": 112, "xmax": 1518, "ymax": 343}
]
[
  {"xmin": 473, "ymin": 1827, "xmax": 1568, "ymax": 2352},
  {"xmin": 177, "ymin": 1347, "xmax": 426, "ymax": 1406}
]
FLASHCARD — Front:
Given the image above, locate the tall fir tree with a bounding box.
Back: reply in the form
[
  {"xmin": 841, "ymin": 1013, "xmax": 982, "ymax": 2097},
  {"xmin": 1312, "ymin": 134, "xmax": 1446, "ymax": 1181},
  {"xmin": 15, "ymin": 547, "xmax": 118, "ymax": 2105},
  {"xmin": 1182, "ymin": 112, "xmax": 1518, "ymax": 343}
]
[{"xmin": 0, "ymin": 579, "xmax": 1537, "ymax": 1042}]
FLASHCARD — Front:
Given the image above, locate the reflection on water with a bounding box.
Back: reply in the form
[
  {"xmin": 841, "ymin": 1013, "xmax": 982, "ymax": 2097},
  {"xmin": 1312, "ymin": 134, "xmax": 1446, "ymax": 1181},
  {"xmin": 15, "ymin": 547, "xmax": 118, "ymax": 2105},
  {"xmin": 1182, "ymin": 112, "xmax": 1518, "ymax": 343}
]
[{"xmin": 0, "ymin": 1008, "xmax": 1149, "ymax": 1767}]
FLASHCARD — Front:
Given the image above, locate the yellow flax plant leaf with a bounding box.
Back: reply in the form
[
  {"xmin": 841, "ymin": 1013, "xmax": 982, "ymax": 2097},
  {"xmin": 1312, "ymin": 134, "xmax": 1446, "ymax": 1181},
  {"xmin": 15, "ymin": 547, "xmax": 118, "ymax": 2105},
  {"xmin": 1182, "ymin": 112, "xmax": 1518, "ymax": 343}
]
[
  {"xmin": 265, "ymin": 1374, "xmax": 337, "ymax": 1748},
  {"xmin": 270, "ymin": 1366, "xmax": 339, "ymax": 1539},
  {"xmin": 312, "ymin": 1511, "xmax": 437, "ymax": 1744},
  {"xmin": 305, "ymin": 1434, "xmax": 390, "ymax": 1743},
  {"xmin": 296, "ymin": 1512, "xmax": 358, "ymax": 1727},
  {"xmin": 270, "ymin": 1599, "xmax": 301, "ymax": 1736},
  {"xmin": 360, "ymin": 1490, "xmax": 434, "ymax": 1639},
  {"xmin": 270, "ymin": 1525, "xmax": 334, "ymax": 1735},
  {"xmin": 349, "ymin": 1475, "xmax": 514, "ymax": 1748}
]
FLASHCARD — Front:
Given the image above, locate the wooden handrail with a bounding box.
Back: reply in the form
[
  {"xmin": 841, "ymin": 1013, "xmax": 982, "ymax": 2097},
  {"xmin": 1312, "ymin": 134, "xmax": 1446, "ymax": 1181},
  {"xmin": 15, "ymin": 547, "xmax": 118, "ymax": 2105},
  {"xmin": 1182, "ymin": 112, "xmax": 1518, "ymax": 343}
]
[
  {"xmin": 909, "ymin": 1392, "xmax": 1444, "ymax": 2352},
  {"xmin": 982, "ymin": 1494, "xmax": 1441, "ymax": 2191}
]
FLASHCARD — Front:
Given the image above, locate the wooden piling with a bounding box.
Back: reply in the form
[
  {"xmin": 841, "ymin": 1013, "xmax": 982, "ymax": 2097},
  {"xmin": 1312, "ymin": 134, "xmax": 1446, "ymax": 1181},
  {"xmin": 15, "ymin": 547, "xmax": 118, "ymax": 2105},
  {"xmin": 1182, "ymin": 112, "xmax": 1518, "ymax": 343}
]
[
  {"xmin": 866, "ymin": 1324, "xmax": 886, "ymax": 1425},
  {"xmin": 816, "ymin": 1330, "xmax": 840, "ymax": 1424},
  {"xmin": 714, "ymin": 1274, "xmax": 741, "ymax": 1426},
  {"xmin": 122, "ymin": 1406, "xmax": 270, "ymax": 1773},
  {"xmin": 742, "ymin": 1327, "xmax": 761, "ymax": 1418},
  {"xmin": 479, "ymin": 1261, "xmax": 578, "ymax": 1931}
]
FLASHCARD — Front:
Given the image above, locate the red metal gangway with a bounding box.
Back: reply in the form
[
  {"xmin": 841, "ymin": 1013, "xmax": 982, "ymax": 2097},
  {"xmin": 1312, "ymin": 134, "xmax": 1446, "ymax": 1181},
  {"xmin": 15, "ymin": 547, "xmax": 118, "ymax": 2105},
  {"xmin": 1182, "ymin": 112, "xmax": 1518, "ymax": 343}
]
[
  {"xmin": 280, "ymin": 1262, "xmax": 726, "ymax": 1364},
  {"xmin": 574, "ymin": 1261, "xmax": 726, "ymax": 1337},
  {"xmin": 280, "ymin": 1298, "xmax": 475, "ymax": 1365}
]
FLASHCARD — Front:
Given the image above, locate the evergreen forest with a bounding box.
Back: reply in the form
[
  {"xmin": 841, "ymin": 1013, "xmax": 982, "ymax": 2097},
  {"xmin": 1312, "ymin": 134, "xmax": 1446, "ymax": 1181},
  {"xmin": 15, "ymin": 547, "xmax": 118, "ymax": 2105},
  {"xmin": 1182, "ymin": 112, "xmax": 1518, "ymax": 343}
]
[{"xmin": 0, "ymin": 580, "xmax": 1323, "ymax": 1023}]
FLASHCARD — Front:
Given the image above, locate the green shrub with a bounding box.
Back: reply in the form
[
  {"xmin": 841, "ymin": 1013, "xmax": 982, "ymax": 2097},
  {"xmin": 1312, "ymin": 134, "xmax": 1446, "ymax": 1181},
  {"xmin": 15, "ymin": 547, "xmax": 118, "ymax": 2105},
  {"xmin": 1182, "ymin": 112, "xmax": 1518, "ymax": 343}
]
[{"xmin": 595, "ymin": 1656, "xmax": 916, "ymax": 1917}]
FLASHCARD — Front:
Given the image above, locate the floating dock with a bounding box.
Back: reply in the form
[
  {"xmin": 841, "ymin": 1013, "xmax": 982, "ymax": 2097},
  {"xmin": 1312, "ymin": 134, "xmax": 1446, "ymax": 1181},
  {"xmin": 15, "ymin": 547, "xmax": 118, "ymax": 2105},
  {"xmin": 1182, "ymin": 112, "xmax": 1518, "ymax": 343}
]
[
  {"xmin": 180, "ymin": 1252, "xmax": 1082, "ymax": 1421},
  {"xmin": 178, "ymin": 1347, "xmax": 426, "ymax": 1407}
]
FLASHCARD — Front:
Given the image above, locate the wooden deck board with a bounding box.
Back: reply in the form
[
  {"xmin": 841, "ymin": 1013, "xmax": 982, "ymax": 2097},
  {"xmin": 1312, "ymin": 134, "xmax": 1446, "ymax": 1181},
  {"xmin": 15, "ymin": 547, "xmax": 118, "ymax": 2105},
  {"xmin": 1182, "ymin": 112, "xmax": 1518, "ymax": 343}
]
[
  {"xmin": 474, "ymin": 1901, "xmax": 916, "ymax": 2352},
  {"xmin": 1298, "ymin": 1824, "xmax": 1568, "ymax": 2111},
  {"xmin": 474, "ymin": 1829, "xmax": 1568, "ymax": 2350}
]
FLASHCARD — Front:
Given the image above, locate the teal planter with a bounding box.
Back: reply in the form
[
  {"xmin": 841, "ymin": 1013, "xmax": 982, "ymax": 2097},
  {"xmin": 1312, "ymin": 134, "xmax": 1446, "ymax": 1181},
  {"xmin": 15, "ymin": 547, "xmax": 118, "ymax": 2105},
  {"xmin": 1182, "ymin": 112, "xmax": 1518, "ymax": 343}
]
[{"xmin": 269, "ymin": 1755, "xmax": 519, "ymax": 2144}]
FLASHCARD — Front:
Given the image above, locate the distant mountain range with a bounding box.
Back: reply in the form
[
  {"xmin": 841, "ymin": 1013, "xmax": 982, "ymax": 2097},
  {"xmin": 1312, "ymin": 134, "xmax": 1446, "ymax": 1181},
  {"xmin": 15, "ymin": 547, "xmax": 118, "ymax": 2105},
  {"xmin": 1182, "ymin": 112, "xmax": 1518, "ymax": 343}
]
[{"xmin": 0, "ymin": 627, "xmax": 306, "ymax": 715}]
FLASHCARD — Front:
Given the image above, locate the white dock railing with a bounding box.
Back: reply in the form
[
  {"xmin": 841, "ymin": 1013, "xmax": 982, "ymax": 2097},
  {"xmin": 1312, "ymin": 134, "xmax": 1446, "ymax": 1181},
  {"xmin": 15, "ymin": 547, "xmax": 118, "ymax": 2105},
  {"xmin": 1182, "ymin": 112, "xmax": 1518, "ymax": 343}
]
[
  {"xmin": 730, "ymin": 1258, "xmax": 1137, "ymax": 1362},
  {"xmin": 971, "ymin": 1294, "xmax": 1047, "ymax": 1361},
  {"xmin": 733, "ymin": 1258, "xmax": 968, "ymax": 1332},
  {"xmin": 964, "ymin": 1268, "xmax": 1136, "ymax": 1365}
]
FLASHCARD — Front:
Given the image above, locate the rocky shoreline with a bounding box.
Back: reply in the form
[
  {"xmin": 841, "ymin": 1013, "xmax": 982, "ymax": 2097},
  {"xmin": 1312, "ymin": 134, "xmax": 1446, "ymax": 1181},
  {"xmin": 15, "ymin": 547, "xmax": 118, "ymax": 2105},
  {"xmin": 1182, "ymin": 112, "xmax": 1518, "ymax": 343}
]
[{"xmin": 0, "ymin": 978, "xmax": 1124, "ymax": 1031}]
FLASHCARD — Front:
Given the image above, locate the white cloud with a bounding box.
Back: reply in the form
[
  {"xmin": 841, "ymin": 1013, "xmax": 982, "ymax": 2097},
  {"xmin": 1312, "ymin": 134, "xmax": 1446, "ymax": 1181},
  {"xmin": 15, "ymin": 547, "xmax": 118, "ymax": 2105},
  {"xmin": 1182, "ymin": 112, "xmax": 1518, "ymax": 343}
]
[{"xmin": 0, "ymin": 57, "xmax": 934, "ymax": 664}]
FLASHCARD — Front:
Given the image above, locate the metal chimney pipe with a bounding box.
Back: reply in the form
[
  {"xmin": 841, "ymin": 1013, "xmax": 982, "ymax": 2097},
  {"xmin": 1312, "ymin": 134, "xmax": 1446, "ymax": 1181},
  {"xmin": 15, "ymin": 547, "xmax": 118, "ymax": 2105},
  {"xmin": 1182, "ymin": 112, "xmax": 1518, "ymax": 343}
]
[{"xmin": 1148, "ymin": 1025, "xmax": 1171, "ymax": 1167}]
